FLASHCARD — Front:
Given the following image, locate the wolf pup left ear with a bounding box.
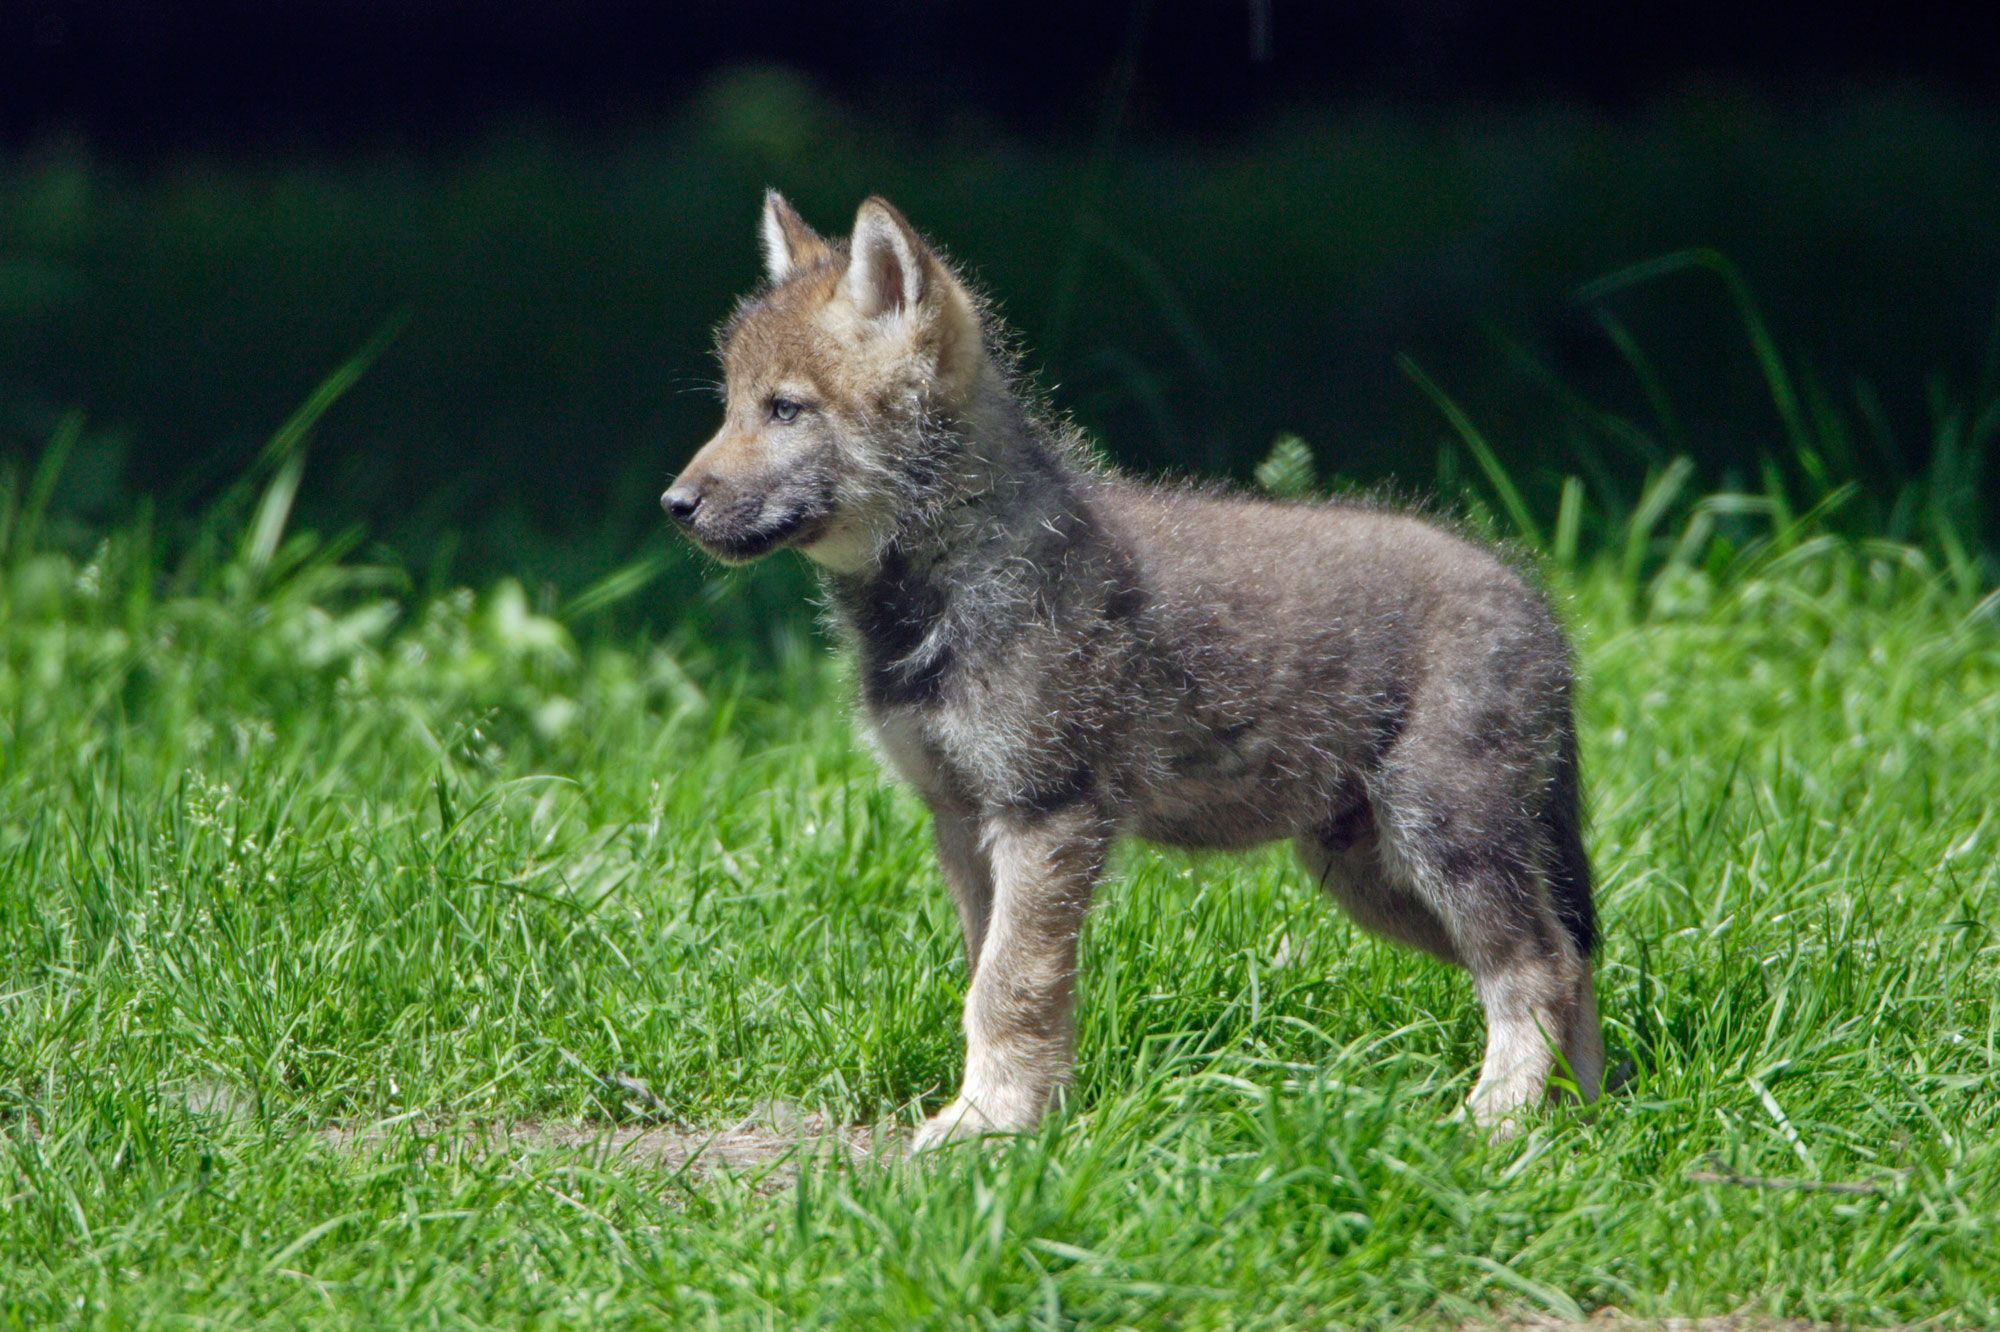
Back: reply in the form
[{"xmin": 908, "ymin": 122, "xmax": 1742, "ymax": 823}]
[
  {"xmin": 845, "ymin": 197, "xmax": 930, "ymax": 321},
  {"xmin": 760, "ymin": 190, "xmax": 829, "ymax": 283}
]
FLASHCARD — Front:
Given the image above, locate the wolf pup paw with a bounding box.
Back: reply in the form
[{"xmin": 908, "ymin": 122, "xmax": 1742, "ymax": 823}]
[{"xmin": 909, "ymin": 1098, "xmax": 1015, "ymax": 1153}]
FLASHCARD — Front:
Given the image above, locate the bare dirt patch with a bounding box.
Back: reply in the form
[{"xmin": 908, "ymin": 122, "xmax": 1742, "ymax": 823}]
[
  {"xmin": 318, "ymin": 1107, "xmax": 888, "ymax": 1183},
  {"xmin": 167, "ymin": 1080, "xmax": 892, "ymax": 1183}
]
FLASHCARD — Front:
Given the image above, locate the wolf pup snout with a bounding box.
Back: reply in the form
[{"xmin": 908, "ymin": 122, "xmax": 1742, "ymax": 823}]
[
  {"xmin": 665, "ymin": 190, "xmax": 1604, "ymax": 1148},
  {"xmin": 660, "ymin": 482, "xmax": 703, "ymax": 522}
]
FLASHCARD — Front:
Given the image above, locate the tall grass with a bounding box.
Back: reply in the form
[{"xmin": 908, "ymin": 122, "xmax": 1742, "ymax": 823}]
[
  {"xmin": 1392, "ymin": 247, "xmax": 1996, "ymax": 622},
  {"xmin": 9, "ymin": 84, "xmax": 2000, "ymax": 579}
]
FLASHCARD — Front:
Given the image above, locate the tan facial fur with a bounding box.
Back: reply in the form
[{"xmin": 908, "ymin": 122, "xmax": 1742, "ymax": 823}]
[{"xmin": 663, "ymin": 192, "xmax": 985, "ymax": 571}]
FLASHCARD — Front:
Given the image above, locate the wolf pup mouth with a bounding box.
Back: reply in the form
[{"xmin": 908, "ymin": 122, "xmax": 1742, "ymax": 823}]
[{"xmin": 708, "ymin": 511, "xmax": 802, "ymax": 561}]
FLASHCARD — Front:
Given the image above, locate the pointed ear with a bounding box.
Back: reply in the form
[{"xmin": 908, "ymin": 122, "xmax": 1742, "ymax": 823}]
[
  {"xmin": 844, "ymin": 197, "xmax": 929, "ymax": 320},
  {"xmin": 759, "ymin": 190, "xmax": 828, "ymax": 283}
]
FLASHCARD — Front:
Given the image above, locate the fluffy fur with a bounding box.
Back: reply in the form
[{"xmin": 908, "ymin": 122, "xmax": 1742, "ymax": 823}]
[{"xmin": 664, "ymin": 193, "xmax": 1603, "ymax": 1146}]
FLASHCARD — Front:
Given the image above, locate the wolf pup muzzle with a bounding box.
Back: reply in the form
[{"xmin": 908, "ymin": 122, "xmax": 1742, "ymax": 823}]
[{"xmin": 663, "ymin": 471, "xmax": 831, "ymax": 564}]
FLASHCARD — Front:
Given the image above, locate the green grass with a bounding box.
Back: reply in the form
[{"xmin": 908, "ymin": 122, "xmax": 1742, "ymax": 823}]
[{"xmin": 2, "ymin": 407, "xmax": 1998, "ymax": 1325}]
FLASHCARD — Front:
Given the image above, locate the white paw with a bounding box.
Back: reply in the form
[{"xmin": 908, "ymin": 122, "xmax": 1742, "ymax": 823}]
[
  {"xmin": 909, "ymin": 1097, "xmax": 1016, "ymax": 1153},
  {"xmin": 1465, "ymin": 1075, "xmax": 1543, "ymax": 1142},
  {"xmin": 1466, "ymin": 1099, "xmax": 1530, "ymax": 1142}
]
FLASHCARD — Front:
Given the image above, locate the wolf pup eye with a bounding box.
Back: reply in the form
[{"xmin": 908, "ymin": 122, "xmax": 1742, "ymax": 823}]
[{"xmin": 770, "ymin": 398, "xmax": 804, "ymax": 423}]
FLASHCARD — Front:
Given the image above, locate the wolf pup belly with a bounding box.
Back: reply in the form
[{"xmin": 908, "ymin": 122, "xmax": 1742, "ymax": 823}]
[{"xmin": 663, "ymin": 192, "xmax": 1603, "ymax": 1146}]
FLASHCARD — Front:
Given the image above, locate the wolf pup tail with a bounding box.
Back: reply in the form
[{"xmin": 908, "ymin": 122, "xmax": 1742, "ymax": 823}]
[{"xmin": 1545, "ymin": 724, "xmax": 1597, "ymax": 956}]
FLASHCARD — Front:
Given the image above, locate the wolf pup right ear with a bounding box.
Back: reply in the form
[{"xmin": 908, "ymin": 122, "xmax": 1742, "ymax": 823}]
[
  {"xmin": 845, "ymin": 197, "xmax": 932, "ymax": 321},
  {"xmin": 760, "ymin": 190, "xmax": 829, "ymax": 283}
]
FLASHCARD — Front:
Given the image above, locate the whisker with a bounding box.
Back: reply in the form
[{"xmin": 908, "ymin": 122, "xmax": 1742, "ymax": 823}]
[{"xmin": 668, "ymin": 376, "xmax": 728, "ymax": 401}]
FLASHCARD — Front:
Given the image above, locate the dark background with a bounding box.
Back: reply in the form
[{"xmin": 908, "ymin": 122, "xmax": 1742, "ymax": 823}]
[
  {"xmin": 4, "ymin": 0, "xmax": 1997, "ymax": 600},
  {"xmin": 10, "ymin": 2, "xmax": 1997, "ymax": 147}
]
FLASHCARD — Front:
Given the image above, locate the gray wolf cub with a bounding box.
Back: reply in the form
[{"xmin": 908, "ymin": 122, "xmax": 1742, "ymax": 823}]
[{"xmin": 664, "ymin": 193, "xmax": 1602, "ymax": 1146}]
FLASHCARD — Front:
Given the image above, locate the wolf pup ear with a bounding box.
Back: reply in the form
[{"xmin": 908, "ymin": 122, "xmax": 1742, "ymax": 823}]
[
  {"xmin": 760, "ymin": 190, "xmax": 829, "ymax": 283},
  {"xmin": 845, "ymin": 197, "xmax": 929, "ymax": 321}
]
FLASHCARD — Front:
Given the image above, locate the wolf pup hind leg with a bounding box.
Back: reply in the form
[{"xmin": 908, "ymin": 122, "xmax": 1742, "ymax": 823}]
[{"xmin": 664, "ymin": 192, "xmax": 1603, "ymax": 1146}]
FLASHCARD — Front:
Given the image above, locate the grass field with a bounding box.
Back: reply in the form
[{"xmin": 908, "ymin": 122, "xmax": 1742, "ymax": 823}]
[{"xmin": 2, "ymin": 401, "xmax": 1998, "ymax": 1326}]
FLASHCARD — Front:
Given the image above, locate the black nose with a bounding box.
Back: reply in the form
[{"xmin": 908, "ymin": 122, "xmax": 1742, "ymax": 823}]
[{"xmin": 662, "ymin": 483, "xmax": 703, "ymax": 523}]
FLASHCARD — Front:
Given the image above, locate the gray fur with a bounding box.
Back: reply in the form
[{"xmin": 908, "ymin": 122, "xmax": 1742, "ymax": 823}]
[{"xmin": 667, "ymin": 197, "xmax": 1604, "ymax": 1145}]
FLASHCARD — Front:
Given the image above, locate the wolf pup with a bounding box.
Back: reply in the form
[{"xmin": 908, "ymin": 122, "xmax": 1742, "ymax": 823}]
[{"xmin": 664, "ymin": 193, "xmax": 1603, "ymax": 1147}]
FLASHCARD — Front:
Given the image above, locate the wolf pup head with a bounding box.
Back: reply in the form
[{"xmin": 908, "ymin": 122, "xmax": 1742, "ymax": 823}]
[{"xmin": 663, "ymin": 192, "xmax": 986, "ymax": 570}]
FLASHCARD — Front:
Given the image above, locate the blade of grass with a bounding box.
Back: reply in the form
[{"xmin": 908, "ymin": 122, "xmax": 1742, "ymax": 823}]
[
  {"xmin": 7, "ymin": 411, "xmax": 82, "ymax": 561},
  {"xmin": 1581, "ymin": 248, "xmax": 1809, "ymax": 460},
  {"xmin": 1622, "ymin": 456, "xmax": 1695, "ymax": 590},
  {"xmin": 1592, "ymin": 307, "xmax": 1687, "ymax": 456},
  {"xmin": 1400, "ymin": 354, "xmax": 1545, "ymax": 549},
  {"xmin": 1553, "ymin": 475, "xmax": 1585, "ymax": 572}
]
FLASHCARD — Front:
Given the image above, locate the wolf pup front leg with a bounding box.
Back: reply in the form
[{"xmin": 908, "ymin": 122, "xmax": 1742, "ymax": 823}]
[
  {"xmin": 912, "ymin": 807, "xmax": 1111, "ymax": 1149},
  {"xmin": 665, "ymin": 191, "xmax": 1602, "ymax": 1148}
]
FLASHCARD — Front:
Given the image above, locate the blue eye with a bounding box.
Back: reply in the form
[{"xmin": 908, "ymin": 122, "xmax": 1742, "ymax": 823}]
[{"xmin": 771, "ymin": 398, "xmax": 803, "ymax": 423}]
